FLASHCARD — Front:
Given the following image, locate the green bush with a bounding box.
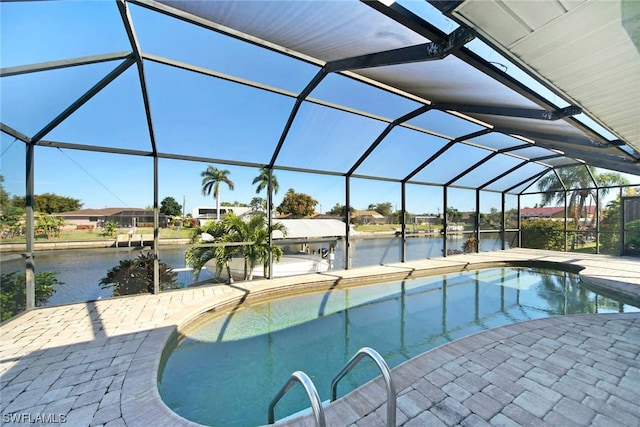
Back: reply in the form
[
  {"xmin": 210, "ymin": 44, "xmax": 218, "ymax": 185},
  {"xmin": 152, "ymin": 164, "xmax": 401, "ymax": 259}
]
[
  {"xmin": 1, "ymin": 271, "xmax": 63, "ymax": 322},
  {"xmin": 624, "ymin": 219, "xmax": 640, "ymax": 253},
  {"xmin": 101, "ymin": 221, "xmax": 118, "ymax": 237},
  {"xmin": 521, "ymin": 219, "xmax": 571, "ymax": 251},
  {"xmin": 99, "ymin": 252, "xmax": 178, "ymax": 296},
  {"xmin": 600, "ymin": 199, "xmax": 621, "ymax": 251}
]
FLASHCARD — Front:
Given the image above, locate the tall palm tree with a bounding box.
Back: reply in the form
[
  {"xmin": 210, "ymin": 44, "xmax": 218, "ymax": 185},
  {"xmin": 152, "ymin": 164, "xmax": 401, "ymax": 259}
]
[
  {"xmin": 537, "ymin": 165, "xmax": 628, "ymax": 228},
  {"xmin": 200, "ymin": 166, "xmax": 234, "ymax": 221},
  {"xmin": 252, "ymin": 167, "xmax": 279, "ymax": 195}
]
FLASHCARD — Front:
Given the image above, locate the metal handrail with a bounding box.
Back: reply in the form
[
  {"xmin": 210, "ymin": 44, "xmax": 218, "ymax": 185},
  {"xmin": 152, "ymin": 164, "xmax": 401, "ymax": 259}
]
[
  {"xmin": 330, "ymin": 347, "xmax": 396, "ymax": 427},
  {"xmin": 268, "ymin": 371, "xmax": 326, "ymax": 427}
]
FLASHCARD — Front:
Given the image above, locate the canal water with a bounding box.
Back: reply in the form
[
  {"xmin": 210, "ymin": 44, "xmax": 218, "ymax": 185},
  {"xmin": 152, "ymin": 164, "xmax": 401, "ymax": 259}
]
[{"xmin": 2, "ymin": 235, "xmax": 508, "ymax": 307}]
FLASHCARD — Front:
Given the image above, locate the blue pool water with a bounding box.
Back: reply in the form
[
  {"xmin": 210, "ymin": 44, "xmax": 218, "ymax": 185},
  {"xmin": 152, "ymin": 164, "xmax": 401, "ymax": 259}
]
[{"xmin": 158, "ymin": 267, "xmax": 639, "ymax": 427}]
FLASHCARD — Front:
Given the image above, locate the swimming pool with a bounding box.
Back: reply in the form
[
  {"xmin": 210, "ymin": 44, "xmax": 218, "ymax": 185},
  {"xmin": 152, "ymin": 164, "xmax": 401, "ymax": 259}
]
[{"xmin": 158, "ymin": 267, "xmax": 639, "ymax": 426}]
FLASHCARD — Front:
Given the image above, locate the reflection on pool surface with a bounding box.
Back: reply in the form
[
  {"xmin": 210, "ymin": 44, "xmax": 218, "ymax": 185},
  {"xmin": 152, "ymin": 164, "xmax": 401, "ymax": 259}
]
[{"xmin": 158, "ymin": 267, "xmax": 639, "ymax": 427}]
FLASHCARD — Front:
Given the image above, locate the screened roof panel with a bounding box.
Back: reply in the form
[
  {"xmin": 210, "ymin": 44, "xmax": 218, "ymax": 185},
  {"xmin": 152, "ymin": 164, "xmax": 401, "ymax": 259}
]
[
  {"xmin": 145, "ymin": 60, "xmax": 294, "ymax": 162},
  {"xmin": 45, "ymin": 67, "xmax": 152, "ymax": 151},
  {"xmin": 35, "ymin": 148, "xmax": 153, "ymax": 207},
  {"xmin": 309, "ymin": 73, "xmax": 422, "ymax": 120},
  {"xmin": 487, "ymin": 161, "xmax": 548, "ymax": 192},
  {"xmin": 509, "ymin": 145, "xmax": 560, "ymax": 161},
  {"xmin": 357, "ymin": 56, "xmax": 543, "ymax": 109},
  {"xmin": 510, "ymin": 176, "xmax": 545, "ymax": 195},
  {"xmin": 468, "ymin": 113, "xmax": 634, "ymax": 164},
  {"xmin": 159, "ymin": 0, "xmax": 431, "ymax": 62},
  {"xmin": 411, "ymin": 143, "xmax": 491, "ymax": 185},
  {"xmin": 453, "ymin": 154, "xmax": 525, "ymax": 189},
  {"xmin": 0, "ymin": 133, "xmax": 25, "ymax": 194},
  {"xmin": 470, "ymin": 113, "xmax": 602, "ymax": 140},
  {"xmin": 466, "ymin": 131, "xmax": 530, "ymax": 152},
  {"xmin": 0, "ymin": 1, "xmax": 128, "ymax": 67},
  {"xmin": 129, "ymin": 3, "xmax": 319, "ymax": 94},
  {"xmin": 539, "ymin": 157, "xmax": 583, "ymax": 168},
  {"xmin": 1, "ymin": 61, "xmax": 126, "ymax": 139},
  {"xmin": 354, "ymin": 127, "xmax": 448, "ymax": 180},
  {"xmin": 405, "ymin": 110, "xmax": 486, "ymax": 139},
  {"xmin": 277, "ymin": 101, "xmax": 388, "ymax": 173}
]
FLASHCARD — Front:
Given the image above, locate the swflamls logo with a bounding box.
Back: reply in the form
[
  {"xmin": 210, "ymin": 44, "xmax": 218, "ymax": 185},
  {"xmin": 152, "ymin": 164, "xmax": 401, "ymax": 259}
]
[{"xmin": 2, "ymin": 412, "xmax": 67, "ymax": 423}]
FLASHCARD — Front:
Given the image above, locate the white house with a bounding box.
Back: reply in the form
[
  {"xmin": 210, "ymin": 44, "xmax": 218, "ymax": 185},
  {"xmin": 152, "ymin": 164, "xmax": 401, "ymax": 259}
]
[{"xmin": 192, "ymin": 206, "xmax": 253, "ymax": 225}]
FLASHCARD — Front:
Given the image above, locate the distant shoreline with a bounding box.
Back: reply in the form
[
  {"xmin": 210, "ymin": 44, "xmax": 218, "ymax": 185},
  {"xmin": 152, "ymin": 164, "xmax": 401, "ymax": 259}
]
[
  {"xmin": 0, "ymin": 231, "xmax": 455, "ymax": 255},
  {"xmin": 0, "ymin": 238, "xmax": 192, "ymax": 254}
]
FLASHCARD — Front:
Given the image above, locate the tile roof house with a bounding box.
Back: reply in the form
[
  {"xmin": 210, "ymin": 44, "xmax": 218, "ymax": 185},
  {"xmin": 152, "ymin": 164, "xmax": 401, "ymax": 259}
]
[{"xmin": 521, "ymin": 206, "xmax": 596, "ymax": 220}]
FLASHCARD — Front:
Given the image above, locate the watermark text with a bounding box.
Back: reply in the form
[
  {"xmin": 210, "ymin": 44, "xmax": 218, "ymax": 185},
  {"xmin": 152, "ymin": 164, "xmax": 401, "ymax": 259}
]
[{"xmin": 2, "ymin": 412, "xmax": 67, "ymax": 424}]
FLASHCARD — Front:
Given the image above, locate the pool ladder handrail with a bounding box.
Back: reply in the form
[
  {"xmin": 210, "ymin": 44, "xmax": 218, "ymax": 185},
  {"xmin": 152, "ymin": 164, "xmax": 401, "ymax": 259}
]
[
  {"xmin": 330, "ymin": 347, "xmax": 396, "ymax": 427},
  {"xmin": 268, "ymin": 370, "xmax": 326, "ymax": 427}
]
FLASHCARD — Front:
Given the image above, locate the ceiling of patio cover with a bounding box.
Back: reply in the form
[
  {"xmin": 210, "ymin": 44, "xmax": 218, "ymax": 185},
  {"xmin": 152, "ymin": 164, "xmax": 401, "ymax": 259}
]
[{"xmin": 445, "ymin": 0, "xmax": 640, "ymax": 157}]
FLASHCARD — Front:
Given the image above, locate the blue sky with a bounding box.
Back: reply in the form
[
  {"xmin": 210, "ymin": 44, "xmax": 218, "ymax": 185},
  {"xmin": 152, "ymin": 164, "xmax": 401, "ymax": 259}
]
[{"xmin": 1, "ymin": 1, "xmax": 637, "ymax": 217}]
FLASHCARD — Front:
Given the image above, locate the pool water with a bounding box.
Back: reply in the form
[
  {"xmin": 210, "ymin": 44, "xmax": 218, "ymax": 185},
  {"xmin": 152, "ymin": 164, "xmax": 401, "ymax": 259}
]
[{"xmin": 158, "ymin": 267, "xmax": 639, "ymax": 426}]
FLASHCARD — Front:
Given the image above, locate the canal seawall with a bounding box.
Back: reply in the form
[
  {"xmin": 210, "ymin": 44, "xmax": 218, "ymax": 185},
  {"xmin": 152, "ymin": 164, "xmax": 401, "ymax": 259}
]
[{"xmin": 0, "ymin": 238, "xmax": 191, "ymax": 254}]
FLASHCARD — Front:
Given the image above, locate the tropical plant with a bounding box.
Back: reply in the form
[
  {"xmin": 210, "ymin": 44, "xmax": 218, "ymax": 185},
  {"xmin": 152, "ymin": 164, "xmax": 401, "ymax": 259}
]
[
  {"xmin": 600, "ymin": 198, "xmax": 621, "ymax": 251},
  {"xmin": 186, "ymin": 220, "xmax": 235, "ymax": 280},
  {"xmin": 223, "ymin": 213, "xmax": 287, "ymax": 280},
  {"xmin": 537, "ymin": 166, "xmax": 628, "ymax": 229},
  {"xmin": 35, "ymin": 214, "xmax": 65, "ymax": 239},
  {"xmin": 276, "ymin": 188, "xmax": 317, "ymax": 218},
  {"xmin": 99, "ymin": 252, "xmax": 178, "ymax": 296},
  {"xmin": 185, "ymin": 213, "xmax": 286, "ymax": 282},
  {"xmin": 462, "ymin": 236, "xmax": 478, "ymax": 253},
  {"xmin": 1, "ymin": 271, "xmax": 63, "ymax": 322},
  {"xmin": 249, "ymin": 197, "xmax": 267, "ymax": 212},
  {"xmin": 624, "ymin": 219, "xmax": 640, "ymax": 254},
  {"xmin": 201, "ymin": 165, "xmax": 234, "ymax": 221},
  {"xmin": 101, "ymin": 221, "xmax": 118, "ymax": 237},
  {"xmin": 252, "ymin": 167, "xmax": 279, "ymax": 195}
]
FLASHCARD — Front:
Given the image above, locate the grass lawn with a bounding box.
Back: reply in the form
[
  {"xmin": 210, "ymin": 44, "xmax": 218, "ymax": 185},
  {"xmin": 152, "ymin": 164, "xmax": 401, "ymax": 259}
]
[{"xmin": 354, "ymin": 224, "xmax": 397, "ymax": 232}]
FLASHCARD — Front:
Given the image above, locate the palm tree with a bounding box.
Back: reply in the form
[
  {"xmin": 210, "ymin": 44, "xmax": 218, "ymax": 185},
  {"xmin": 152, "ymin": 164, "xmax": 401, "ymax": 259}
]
[
  {"xmin": 223, "ymin": 213, "xmax": 286, "ymax": 280},
  {"xmin": 252, "ymin": 167, "xmax": 279, "ymax": 195},
  {"xmin": 537, "ymin": 165, "xmax": 628, "ymax": 229},
  {"xmin": 201, "ymin": 166, "xmax": 234, "ymax": 221},
  {"xmin": 185, "ymin": 213, "xmax": 287, "ymax": 282},
  {"xmin": 185, "ymin": 220, "xmax": 238, "ymax": 283}
]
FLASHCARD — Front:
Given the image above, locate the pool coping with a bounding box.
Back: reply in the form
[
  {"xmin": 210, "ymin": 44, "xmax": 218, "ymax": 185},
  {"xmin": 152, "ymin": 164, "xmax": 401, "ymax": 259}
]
[{"xmin": 122, "ymin": 249, "xmax": 640, "ymax": 426}]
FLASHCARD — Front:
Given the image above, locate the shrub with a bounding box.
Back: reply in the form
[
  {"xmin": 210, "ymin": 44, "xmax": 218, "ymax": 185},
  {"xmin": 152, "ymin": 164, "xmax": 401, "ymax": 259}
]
[
  {"xmin": 101, "ymin": 221, "xmax": 118, "ymax": 237},
  {"xmin": 1, "ymin": 271, "xmax": 63, "ymax": 322},
  {"xmin": 624, "ymin": 219, "xmax": 640, "ymax": 254},
  {"xmin": 99, "ymin": 252, "xmax": 178, "ymax": 296},
  {"xmin": 521, "ymin": 219, "xmax": 571, "ymax": 250},
  {"xmin": 462, "ymin": 236, "xmax": 478, "ymax": 253}
]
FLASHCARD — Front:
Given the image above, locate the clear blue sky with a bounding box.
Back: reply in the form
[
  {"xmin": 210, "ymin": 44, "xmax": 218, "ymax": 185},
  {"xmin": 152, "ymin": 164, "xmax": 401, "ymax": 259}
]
[{"xmin": 1, "ymin": 1, "xmax": 636, "ymax": 216}]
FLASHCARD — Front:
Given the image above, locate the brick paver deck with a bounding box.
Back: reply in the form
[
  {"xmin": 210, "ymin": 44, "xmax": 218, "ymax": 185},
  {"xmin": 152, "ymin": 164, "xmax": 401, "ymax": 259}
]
[{"xmin": 1, "ymin": 248, "xmax": 639, "ymax": 426}]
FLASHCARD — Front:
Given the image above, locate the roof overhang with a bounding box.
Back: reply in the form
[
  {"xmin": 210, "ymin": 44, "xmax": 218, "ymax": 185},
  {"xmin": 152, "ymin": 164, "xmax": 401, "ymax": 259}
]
[{"xmin": 434, "ymin": 0, "xmax": 640, "ymax": 156}]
